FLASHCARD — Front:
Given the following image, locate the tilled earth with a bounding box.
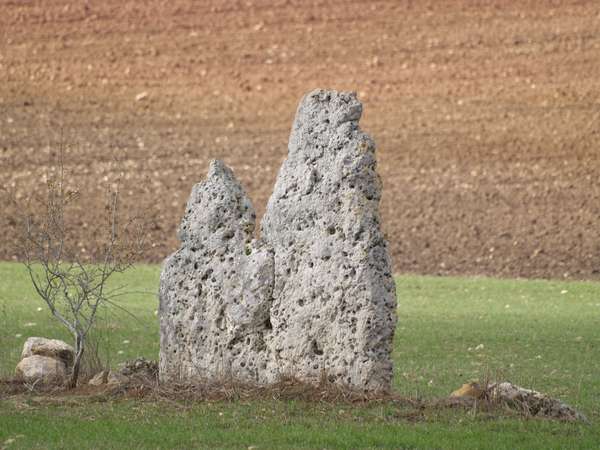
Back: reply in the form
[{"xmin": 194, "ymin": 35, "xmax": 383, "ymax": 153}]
[{"xmin": 1, "ymin": 0, "xmax": 599, "ymax": 279}]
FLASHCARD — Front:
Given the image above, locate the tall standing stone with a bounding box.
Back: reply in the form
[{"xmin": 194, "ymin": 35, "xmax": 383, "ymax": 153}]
[
  {"xmin": 261, "ymin": 89, "xmax": 397, "ymax": 391},
  {"xmin": 159, "ymin": 161, "xmax": 275, "ymax": 384}
]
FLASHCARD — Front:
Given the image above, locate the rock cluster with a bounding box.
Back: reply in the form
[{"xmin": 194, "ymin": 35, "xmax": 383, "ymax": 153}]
[
  {"xmin": 159, "ymin": 90, "xmax": 397, "ymax": 391},
  {"xmin": 15, "ymin": 337, "xmax": 74, "ymax": 386}
]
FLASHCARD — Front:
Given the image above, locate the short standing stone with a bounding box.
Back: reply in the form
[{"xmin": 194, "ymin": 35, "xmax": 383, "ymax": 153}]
[
  {"xmin": 261, "ymin": 89, "xmax": 397, "ymax": 391},
  {"xmin": 21, "ymin": 337, "xmax": 74, "ymax": 368},
  {"xmin": 15, "ymin": 355, "xmax": 67, "ymax": 385},
  {"xmin": 159, "ymin": 160, "xmax": 275, "ymax": 384}
]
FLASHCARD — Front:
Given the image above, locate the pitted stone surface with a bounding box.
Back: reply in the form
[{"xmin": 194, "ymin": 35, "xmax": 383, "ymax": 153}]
[
  {"xmin": 159, "ymin": 90, "xmax": 397, "ymax": 392},
  {"xmin": 261, "ymin": 89, "xmax": 397, "ymax": 391},
  {"xmin": 159, "ymin": 160, "xmax": 275, "ymax": 383}
]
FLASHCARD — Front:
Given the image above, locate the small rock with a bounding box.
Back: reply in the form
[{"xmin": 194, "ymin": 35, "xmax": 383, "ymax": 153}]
[
  {"xmin": 490, "ymin": 381, "xmax": 588, "ymax": 422},
  {"xmin": 21, "ymin": 337, "xmax": 75, "ymax": 367},
  {"xmin": 88, "ymin": 371, "xmax": 106, "ymax": 386},
  {"xmin": 450, "ymin": 382, "xmax": 485, "ymax": 399},
  {"xmin": 88, "ymin": 370, "xmax": 128, "ymax": 386},
  {"xmin": 450, "ymin": 381, "xmax": 588, "ymax": 422},
  {"xmin": 15, "ymin": 355, "xmax": 67, "ymax": 385},
  {"xmin": 135, "ymin": 91, "xmax": 148, "ymax": 101},
  {"xmin": 119, "ymin": 357, "xmax": 158, "ymax": 380}
]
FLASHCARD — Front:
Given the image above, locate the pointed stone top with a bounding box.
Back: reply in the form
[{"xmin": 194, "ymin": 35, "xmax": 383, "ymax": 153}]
[
  {"xmin": 300, "ymin": 89, "xmax": 363, "ymax": 127},
  {"xmin": 207, "ymin": 159, "xmax": 235, "ymax": 182},
  {"xmin": 177, "ymin": 159, "xmax": 256, "ymax": 246}
]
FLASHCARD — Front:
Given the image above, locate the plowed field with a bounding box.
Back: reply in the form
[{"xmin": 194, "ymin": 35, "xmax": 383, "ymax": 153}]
[{"xmin": 1, "ymin": 0, "xmax": 599, "ymax": 279}]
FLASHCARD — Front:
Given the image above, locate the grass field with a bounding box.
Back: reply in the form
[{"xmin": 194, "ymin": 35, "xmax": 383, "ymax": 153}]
[{"xmin": 1, "ymin": 261, "xmax": 599, "ymax": 449}]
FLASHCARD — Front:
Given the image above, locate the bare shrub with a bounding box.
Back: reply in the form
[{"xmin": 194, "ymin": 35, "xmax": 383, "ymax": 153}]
[
  {"xmin": 79, "ymin": 331, "xmax": 108, "ymax": 382},
  {"xmin": 6, "ymin": 140, "xmax": 149, "ymax": 388}
]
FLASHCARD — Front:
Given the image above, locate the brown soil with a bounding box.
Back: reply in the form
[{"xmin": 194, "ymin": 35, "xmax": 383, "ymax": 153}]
[{"xmin": 1, "ymin": 0, "xmax": 599, "ymax": 279}]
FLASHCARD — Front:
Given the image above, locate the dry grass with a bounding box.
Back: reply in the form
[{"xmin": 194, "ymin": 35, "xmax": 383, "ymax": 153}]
[{"xmin": 2, "ymin": 374, "xmax": 572, "ymax": 424}]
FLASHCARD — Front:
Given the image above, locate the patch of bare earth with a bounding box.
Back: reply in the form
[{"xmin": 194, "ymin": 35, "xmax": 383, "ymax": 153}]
[{"xmin": 1, "ymin": 0, "xmax": 599, "ymax": 279}]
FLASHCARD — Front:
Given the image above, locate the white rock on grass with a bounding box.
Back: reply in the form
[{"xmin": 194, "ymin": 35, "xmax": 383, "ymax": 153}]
[
  {"xmin": 490, "ymin": 381, "xmax": 588, "ymax": 422},
  {"xmin": 261, "ymin": 89, "xmax": 397, "ymax": 391},
  {"xmin": 451, "ymin": 381, "xmax": 588, "ymax": 423},
  {"xmin": 21, "ymin": 337, "xmax": 75, "ymax": 368},
  {"xmin": 15, "ymin": 355, "xmax": 67, "ymax": 385}
]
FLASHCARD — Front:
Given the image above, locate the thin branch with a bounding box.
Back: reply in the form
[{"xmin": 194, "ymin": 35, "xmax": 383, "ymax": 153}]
[
  {"xmin": 101, "ymin": 297, "xmax": 145, "ymax": 325},
  {"xmin": 13, "ymin": 138, "xmax": 149, "ymax": 388}
]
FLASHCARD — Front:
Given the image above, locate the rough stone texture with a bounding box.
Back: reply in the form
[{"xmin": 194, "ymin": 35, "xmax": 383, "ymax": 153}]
[
  {"xmin": 159, "ymin": 90, "xmax": 397, "ymax": 391},
  {"xmin": 261, "ymin": 89, "xmax": 397, "ymax": 391},
  {"xmin": 21, "ymin": 337, "xmax": 74, "ymax": 368},
  {"xmin": 15, "ymin": 355, "xmax": 67, "ymax": 385},
  {"xmin": 159, "ymin": 160, "xmax": 275, "ymax": 384}
]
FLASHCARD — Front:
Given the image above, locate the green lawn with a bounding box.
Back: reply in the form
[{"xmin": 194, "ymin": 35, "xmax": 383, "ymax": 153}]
[{"xmin": 1, "ymin": 261, "xmax": 599, "ymax": 449}]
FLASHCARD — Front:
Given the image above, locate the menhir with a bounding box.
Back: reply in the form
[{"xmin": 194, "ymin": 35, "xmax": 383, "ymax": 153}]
[{"xmin": 159, "ymin": 89, "xmax": 397, "ymax": 392}]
